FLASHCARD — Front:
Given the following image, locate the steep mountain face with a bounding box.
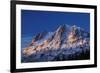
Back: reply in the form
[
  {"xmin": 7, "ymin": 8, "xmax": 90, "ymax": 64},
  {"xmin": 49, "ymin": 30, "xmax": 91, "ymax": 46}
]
[{"xmin": 22, "ymin": 25, "xmax": 90, "ymax": 62}]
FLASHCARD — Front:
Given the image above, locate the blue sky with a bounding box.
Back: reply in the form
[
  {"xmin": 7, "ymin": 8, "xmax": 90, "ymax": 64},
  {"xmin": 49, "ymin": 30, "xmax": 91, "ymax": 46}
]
[{"xmin": 21, "ymin": 10, "xmax": 90, "ymax": 37}]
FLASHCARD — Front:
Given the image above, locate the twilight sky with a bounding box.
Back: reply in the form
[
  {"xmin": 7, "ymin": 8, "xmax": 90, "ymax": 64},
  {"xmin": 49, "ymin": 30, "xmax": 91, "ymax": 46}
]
[{"xmin": 21, "ymin": 10, "xmax": 90, "ymax": 37}]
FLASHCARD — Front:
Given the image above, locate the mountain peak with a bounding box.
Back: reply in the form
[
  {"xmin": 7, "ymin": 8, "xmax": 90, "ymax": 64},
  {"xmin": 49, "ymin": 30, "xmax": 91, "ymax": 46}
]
[
  {"xmin": 23, "ymin": 24, "xmax": 90, "ymax": 56},
  {"xmin": 56, "ymin": 24, "xmax": 66, "ymax": 32}
]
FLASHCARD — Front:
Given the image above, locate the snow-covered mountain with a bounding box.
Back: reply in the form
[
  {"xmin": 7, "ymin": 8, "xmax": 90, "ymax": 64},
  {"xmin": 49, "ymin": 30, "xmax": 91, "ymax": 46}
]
[{"xmin": 22, "ymin": 24, "xmax": 90, "ymax": 62}]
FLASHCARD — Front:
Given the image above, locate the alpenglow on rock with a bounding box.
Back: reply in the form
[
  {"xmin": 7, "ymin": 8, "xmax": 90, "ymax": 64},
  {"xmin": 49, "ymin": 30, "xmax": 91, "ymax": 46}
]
[{"xmin": 22, "ymin": 24, "xmax": 90, "ymax": 62}]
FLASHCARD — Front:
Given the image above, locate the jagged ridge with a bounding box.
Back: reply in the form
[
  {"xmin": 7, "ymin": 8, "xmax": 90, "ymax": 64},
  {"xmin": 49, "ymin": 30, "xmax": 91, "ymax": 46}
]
[{"xmin": 22, "ymin": 24, "xmax": 90, "ymax": 62}]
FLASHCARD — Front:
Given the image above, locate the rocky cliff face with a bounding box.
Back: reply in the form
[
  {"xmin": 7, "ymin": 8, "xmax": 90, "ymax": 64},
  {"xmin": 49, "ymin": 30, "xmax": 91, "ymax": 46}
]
[{"xmin": 22, "ymin": 24, "xmax": 90, "ymax": 62}]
